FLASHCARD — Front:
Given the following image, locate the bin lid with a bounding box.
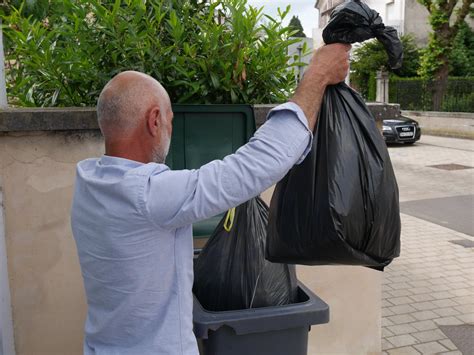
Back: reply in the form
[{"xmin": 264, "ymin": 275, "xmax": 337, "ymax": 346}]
[{"xmin": 166, "ymin": 105, "xmax": 256, "ymax": 239}]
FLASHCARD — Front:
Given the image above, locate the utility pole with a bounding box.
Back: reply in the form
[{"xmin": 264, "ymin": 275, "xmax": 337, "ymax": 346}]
[{"xmin": 296, "ymin": 43, "xmax": 304, "ymax": 84}]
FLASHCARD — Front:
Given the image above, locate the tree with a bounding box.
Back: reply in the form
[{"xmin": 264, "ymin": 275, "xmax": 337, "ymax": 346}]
[
  {"xmin": 288, "ymin": 15, "xmax": 305, "ymax": 37},
  {"xmin": 350, "ymin": 35, "xmax": 421, "ymax": 99},
  {"xmin": 449, "ymin": 21, "xmax": 474, "ymax": 76},
  {"xmin": 417, "ymin": 0, "xmax": 473, "ymax": 110}
]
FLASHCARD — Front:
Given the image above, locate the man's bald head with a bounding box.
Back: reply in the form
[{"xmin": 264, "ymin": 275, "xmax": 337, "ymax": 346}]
[
  {"xmin": 97, "ymin": 71, "xmax": 173, "ymax": 164},
  {"xmin": 97, "ymin": 71, "xmax": 171, "ymax": 138}
]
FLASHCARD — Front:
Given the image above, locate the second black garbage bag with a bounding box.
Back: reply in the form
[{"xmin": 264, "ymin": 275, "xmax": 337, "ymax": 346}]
[
  {"xmin": 266, "ymin": 0, "xmax": 401, "ymax": 269},
  {"xmin": 194, "ymin": 197, "xmax": 297, "ymax": 312}
]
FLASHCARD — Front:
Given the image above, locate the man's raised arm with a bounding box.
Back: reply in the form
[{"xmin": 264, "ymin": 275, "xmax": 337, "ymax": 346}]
[{"xmin": 143, "ymin": 44, "xmax": 351, "ymax": 229}]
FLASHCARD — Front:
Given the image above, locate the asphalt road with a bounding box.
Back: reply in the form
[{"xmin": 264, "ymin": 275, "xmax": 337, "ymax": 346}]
[{"xmin": 387, "ymin": 135, "xmax": 474, "ymax": 238}]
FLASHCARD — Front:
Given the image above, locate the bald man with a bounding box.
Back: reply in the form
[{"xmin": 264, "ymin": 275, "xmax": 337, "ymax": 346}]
[{"xmin": 71, "ymin": 44, "xmax": 350, "ymax": 355}]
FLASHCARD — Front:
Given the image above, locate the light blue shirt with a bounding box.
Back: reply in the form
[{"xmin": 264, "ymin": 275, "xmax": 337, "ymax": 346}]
[{"xmin": 71, "ymin": 102, "xmax": 312, "ymax": 355}]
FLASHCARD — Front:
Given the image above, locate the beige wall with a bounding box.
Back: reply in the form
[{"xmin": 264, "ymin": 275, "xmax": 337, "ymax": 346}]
[
  {"xmin": 0, "ymin": 131, "xmax": 103, "ymax": 355},
  {"xmin": 1, "ymin": 131, "xmax": 381, "ymax": 355}
]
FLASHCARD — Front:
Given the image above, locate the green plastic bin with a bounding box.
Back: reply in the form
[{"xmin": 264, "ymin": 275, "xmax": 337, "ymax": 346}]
[{"xmin": 167, "ymin": 105, "xmax": 256, "ymax": 239}]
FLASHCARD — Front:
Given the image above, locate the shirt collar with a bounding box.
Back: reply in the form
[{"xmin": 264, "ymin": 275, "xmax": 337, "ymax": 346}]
[{"xmin": 99, "ymin": 155, "xmax": 145, "ymax": 168}]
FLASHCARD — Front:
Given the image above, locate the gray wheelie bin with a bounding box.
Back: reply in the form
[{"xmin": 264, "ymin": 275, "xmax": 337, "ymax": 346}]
[
  {"xmin": 171, "ymin": 105, "xmax": 330, "ymax": 354},
  {"xmin": 193, "ymin": 282, "xmax": 329, "ymax": 355}
]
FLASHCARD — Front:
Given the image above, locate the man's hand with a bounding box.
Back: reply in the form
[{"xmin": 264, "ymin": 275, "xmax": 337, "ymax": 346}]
[{"xmin": 290, "ymin": 43, "xmax": 351, "ymax": 131}]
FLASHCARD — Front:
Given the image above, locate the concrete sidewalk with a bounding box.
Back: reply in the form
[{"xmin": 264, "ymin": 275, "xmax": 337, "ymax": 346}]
[
  {"xmin": 382, "ymin": 135, "xmax": 474, "ymax": 355},
  {"xmin": 382, "ymin": 214, "xmax": 473, "ymax": 355}
]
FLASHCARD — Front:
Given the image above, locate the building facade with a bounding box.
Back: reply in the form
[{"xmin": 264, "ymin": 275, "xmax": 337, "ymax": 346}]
[{"xmin": 314, "ymin": 0, "xmax": 432, "ymax": 46}]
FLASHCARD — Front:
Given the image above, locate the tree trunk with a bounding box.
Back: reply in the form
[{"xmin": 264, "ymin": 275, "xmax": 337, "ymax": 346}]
[
  {"xmin": 431, "ymin": 21, "xmax": 452, "ymax": 112},
  {"xmin": 432, "ymin": 58, "xmax": 449, "ymax": 111}
]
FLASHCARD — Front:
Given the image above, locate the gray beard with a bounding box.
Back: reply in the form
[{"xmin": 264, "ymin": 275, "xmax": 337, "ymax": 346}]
[{"xmin": 152, "ymin": 130, "xmax": 171, "ymax": 164}]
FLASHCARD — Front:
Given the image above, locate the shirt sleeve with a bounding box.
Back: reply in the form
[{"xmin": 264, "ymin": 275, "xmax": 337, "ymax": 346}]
[{"xmin": 142, "ymin": 102, "xmax": 313, "ymax": 230}]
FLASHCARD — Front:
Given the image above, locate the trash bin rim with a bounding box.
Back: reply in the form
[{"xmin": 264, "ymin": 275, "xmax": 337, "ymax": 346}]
[{"xmin": 193, "ymin": 281, "xmax": 329, "ymax": 339}]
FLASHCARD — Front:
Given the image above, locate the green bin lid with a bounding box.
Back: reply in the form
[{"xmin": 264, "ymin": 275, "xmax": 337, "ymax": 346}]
[{"xmin": 166, "ymin": 105, "xmax": 256, "ymax": 238}]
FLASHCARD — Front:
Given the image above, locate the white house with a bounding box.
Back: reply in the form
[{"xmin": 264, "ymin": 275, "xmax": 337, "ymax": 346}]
[{"xmin": 314, "ymin": 0, "xmax": 433, "ymax": 46}]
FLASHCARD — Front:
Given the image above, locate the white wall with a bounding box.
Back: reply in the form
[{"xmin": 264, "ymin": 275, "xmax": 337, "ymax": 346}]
[{"xmin": 288, "ymin": 37, "xmax": 314, "ymax": 81}]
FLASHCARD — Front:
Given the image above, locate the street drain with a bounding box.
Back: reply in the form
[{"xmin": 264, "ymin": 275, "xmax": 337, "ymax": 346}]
[
  {"xmin": 449, "ymin": 239, "xmax": 474, "ymax": 248},
  {"xmin": 428, "ymin": 163, "xmax": 473, "ymax": 170}
]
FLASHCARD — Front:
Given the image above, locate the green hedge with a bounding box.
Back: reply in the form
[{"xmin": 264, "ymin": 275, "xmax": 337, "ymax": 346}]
[
  {"xmin": 389, "ymin": 77, "xmax": 474, "ymax": 112},
  {"xmin": 2, "ymin": 0, "xmax": 301, "ymax": 107}
]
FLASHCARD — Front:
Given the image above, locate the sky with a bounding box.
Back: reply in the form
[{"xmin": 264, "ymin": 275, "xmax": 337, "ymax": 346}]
[{"xmin": 246, "ymin": 0, "xmax": 319, "ymax": 37}]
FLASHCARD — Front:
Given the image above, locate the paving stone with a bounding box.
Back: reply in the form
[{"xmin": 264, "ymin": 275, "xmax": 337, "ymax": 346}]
[
  {"xmin": 390, "ymin": 296, "xmax": 414, "ymax": 305},
  {"xmin": 439, "ymin": 338, "xmax": 458, "ymax": 351},
  {"xmin": 449, "ymin": 288, "xmax": 473, "ymax": 297},
  {"xmin": 383, "ymin": 327, "xmax": 394, "ymax": 337},
  {"xmin": 455, "ymin": 313, "xmax": 474, "ymax": 324},
  {"xmin": 389, "ymin": 289, "xmax": 413, "ymax": 297},
  {"xmin": 433, "ymin": 299, "xmax": 459, "ymax": 308},
  {"xmin": 443, "ymin": 270, "xmax": 464, "ymax": 277},
  {"xmin": 387, "ymin": 314, "xmax": 417, "ymax": 325},
  {"xmin": 429, "ymin": 284, "xmax": 452, "ymax": 292},
  {"xmin": 410, "ymin": 320, "xmax": 438, "ymax": 332},
  {"xmin": 434, "ymin": 316, "xmax": 464, "ymax": 326},
  {"xmin": 411, "ymin": 310, "xmax": 440, "ymax": 321},
  {"xmin": 447, "ymin": 276, "xmax": 468, "ymax": 283},
  {"xmin": 452, "ymin": 295, "xmax": 474, "ymax": 305},
  {"xmin": 390, "ymin": 276, "xmax": 411, "ymax": 283},
  {"xmin": 389, "ymin": 304, "xmax": 418, "ymax": 315},
  {"xmin": 408, "ymin": 280, "xmax": 432, "ymax": 288},
  {"xmin": 387, "ymin": 346, "xmax": 421, "ymax": 354},
  {"xmin": 443, "ymin": 264, "xmax": 462, "ymax": 271},
  {"xmin": 409, "ymin": 285, "xmax": 436, "ymax": 295},
  {"xmin": 447, "ymin": 282, "xmax": 469, "ymax": 290},
  {"xmin": 390, "ymin": 282, "xmax": 412, "ymax": 290},
  {"xmin": 429, "ymin": 277, "xmax": 448, "ymax": 285},
  {"xmin": 430, "ymin": 291, "xmax": 454, "ymax": 300},
  {"xmin": 433, "ymin": 308, "xmax": 461, "ymax": 317},
  {"xmin": 383, "ymin": 307, "xmax": 396, "ymax": 317},
  {"xmin": 413, "ymin": 341, "xmax": 448, "ymax": 354},
  {"xmin": 382, "ymin": 317, "xmax": 395, "ymax": 327},
  {"xmin": 387, "ymin": 334, "xmax": 420, "ymax": 347},
  {"xmin": 409, "ymin": 294, "xmax": 435, "ymax": 302},
  {"xmin": 454, "ymin": 304, "xmax": 474, "ymax": 314},
  {"xmin": 439, "ymin": 351, "xmax": 463, "ymax": 355},
  {"xmin": 412, "ymin": 301, "xmax": 438, "ymax": 311},
  {"xmin": 412, "ymin": 329, "xmax": 447, "ymax": 342},
  {"xmin": 382, "ymin": 338, "xmax": 394, "ymax": 351},
  {"xmin": 387, "ymin": 324, "xmax": 419, "ymax": 336}
]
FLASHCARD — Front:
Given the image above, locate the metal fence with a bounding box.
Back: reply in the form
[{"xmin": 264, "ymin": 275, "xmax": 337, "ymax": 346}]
[{"xmin": 389, "ymin": 77, "xmax": 474, "ymax": 112}]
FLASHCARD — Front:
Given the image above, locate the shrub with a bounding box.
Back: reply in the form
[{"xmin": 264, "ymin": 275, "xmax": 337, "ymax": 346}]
[
  {"xmin": 2, "ymin": 0, "xmax": 301, "ymax": 106},
  {"xmin": 350, "ymin": 35, "xmax": 421, "ymax": 99}
]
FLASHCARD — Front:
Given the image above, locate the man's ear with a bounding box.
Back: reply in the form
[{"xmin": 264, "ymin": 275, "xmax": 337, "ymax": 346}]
[{"xmin": 146, "ymin": 106, "xmax": 161, "ymax": 137}]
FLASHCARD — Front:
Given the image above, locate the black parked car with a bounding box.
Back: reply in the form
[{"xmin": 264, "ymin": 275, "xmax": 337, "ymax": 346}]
[{"xmin": 383, "ymin": 116, "xmax": 421, "ymax": 144}]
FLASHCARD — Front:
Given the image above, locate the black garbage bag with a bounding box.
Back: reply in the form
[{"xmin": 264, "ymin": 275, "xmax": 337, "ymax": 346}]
[
  {"xmin": 266, "ymin": 0, "xmax": 401, "ymax": 270},
  {"xmin": 194, "ymin": 197, "xmax": 298, "ymax": 311},
  {"xmin": 323, "ymin": 0, "xmax": 403, "ymax": 70}
]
